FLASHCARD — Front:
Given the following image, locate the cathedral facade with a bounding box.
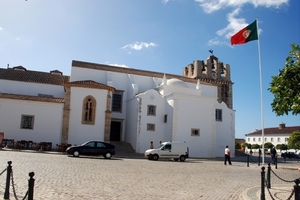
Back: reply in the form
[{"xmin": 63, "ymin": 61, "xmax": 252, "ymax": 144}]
[{"xmin": 0, "ymin": 55, "xmax": 235, "ymax": 158}]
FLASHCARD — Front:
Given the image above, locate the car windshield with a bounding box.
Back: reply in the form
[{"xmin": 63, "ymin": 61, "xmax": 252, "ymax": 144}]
[
  {"xmin": 155, "ymin": 144, "xmax": 164, "ymax": 149},
  {"xmin": 81, "ymin": 141, "xmax": 94, "ymax": 147}
]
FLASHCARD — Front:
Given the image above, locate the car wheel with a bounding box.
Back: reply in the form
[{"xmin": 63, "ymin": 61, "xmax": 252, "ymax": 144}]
[
  {"xmin": 73, "ymin": 151, "xmax": 80, "ymax": 157},
  {"xmin": 174, "ymin": 158, "xmax": 179, "ymax": 161},
  {"xmin": 152, "ymin": 154, "xmax": 159, "ymax": 161},
  {"xmin": 179, "ymin": 155, "xmax": 186, "ymax": 162},
  {"xmin": 104, "ymin": 152, "xmax": 112, "ymax": 159}
]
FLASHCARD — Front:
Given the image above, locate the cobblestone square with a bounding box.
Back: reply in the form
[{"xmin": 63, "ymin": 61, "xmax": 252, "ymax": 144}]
[{"xmin": 0, "ymin": 151, "xmax": 299, "ymax": 200}]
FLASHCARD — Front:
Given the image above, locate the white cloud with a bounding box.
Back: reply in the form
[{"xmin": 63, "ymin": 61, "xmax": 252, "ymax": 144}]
[
  {"xmin": 162, "ymin": 0, "xmax": 169, "ymax": 3},
  {"xmin": 121, "ymin": 42, "xmax": 158, "ymax": 51},
  {"xmin": 215, "ymin": 8, "xmax": 262, "ymax": 41},
  {"xmin": 0, "ymin": 27, "xmax": 3, "ymax": 31},
  {"xmin": 208, "ymin": 37, "xmax": 228, "ymax": 46},
  {"xmin": 195, "ymin": 0, "xmax": 288, "ymax": 13}
]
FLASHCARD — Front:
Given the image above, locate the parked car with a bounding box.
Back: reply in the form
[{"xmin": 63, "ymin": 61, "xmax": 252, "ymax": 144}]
[
  {"xmin": 145, "ymin": 141, "xmax": 189, "ymax": 162},
  {"xmin": 66, "ymin": 141, "xmax": 115, "ymax": 159},
  {"xmin": 281, "ymin": 152, "xmax": 300, "ymax": 159}
]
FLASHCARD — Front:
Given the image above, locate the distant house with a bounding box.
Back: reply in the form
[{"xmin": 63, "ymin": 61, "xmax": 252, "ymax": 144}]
[
  {"xmin": 245, "ymin": 123, "xmax": 300, "ymax": 147},
  {"xmin": 0, "ymin": 55, "xmax": 235, "ymax": 158}
]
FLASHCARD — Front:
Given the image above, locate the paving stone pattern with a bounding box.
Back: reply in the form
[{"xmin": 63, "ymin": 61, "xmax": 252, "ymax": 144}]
[{"xmin": 0, "ymin": 151, "xmax": 299, "ymax": 200}]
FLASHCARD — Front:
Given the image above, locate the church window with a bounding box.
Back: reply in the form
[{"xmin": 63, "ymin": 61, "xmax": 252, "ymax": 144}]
[
  {"xmin": 20, "ymin": 115, "xmax": 34, "ymax": 129},
  {"xmin": 164, "ymin": 114, "xmax": 167, "ymax": 123},
  {"xmin": 112, "ymin": 91, "xmax": 123, "ymax": 112},
  {"xmin": 148, "ymin": 105, "xmax": 156, "ymax": 116},
  {"xmin": 215, "ymin": 109, "xmax": 222, "ymax": 121},
  {"xmin": 82, "ymin": 96, "xmax": 96, "ymax": 125},
  {"xmin": 147, "ymin": 123, "xmax": 155, "ymax": 131}
]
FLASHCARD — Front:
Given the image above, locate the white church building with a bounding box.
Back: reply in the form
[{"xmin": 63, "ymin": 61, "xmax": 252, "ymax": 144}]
[{"xmin": 0, "ymin": 55, "xmax": 235, "ymax": 158}]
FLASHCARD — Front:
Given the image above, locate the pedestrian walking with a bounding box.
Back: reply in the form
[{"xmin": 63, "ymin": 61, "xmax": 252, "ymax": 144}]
[
  {"xmin": 224, "ymin": 145, "xmax": 232, "ymax": 165},
  {"xmin": 271, "ymin": 147, "xmax": 277, "ymax": 165}
]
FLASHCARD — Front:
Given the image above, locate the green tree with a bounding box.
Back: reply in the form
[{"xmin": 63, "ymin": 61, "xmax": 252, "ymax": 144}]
[
  {"xmin": 244, "ymin": 143, "xmax": 252, "ymax": 149},
  {"xmin": 287, "ymin": 130, "xmax": 300, "ymax": 149},
  {"xmin": 252, "ymin": 144, "xmax": 260, "ymax": 149},
  {"xmin": 268, "ymin": 43, "xmax": 300, "ymax": 116},
  {"xmin": 264, "ymin": 142, "xmax": 273, "ymax": 149},
  {"xmin": 235, "ymin": 142, "xmax": 241, "ymax": 150}
]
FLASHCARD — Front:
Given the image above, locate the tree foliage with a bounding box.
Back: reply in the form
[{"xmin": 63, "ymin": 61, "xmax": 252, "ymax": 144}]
[
  {"xmin": 263, "ymin": 142, "xmax": 273, "ymax": 149},
  {"xmin": 287, "ymin": 130, "xmax": 300, "ymax": 149},
  {"xmin": 235, "ymin": 142, "xmax": 241, "ymax": 149},
  {"xmin": 276, "ymin": 144, "xmax": 288, "ymax": 151},
  {"xmin": 268, "ymin": 43, "xmax": 300, "ymax": 116},
  {"xmin": 252, "ymin": 144, "xmax": 260, "ymax": 149}
]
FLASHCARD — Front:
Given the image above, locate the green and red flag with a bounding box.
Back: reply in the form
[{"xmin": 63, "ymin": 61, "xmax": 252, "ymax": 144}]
[{"xmin": 231, "ymin": 20, "xmax": 258, "ymax": 45}]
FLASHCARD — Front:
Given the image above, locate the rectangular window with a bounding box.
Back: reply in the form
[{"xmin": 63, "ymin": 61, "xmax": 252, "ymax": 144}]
[
  {"xmin": 265, "ymin": 138, "xmax": 267, "ymax": 142},
  {"xmin": 253, "ymin": 138, "xmax": 255, "ymax": 142},
  {"xmin": 21, "ymin": 115, "xmax": 34, "ymax": 129},
  {"xmin": 147, "ymin": 123, "xmax": 155, "ymax": 131},
  {"xmin": 277, "ymin": 138, "xmax": 280, "ymax": 142},
  {"xmin": 147, "ymin": 105, "xmax": 156, "ymax": 116},
  {"xmin": 258, "ymin": 138, "xmax": 261, "ymax": 142},
  {"xmin": 112, "ymin": 91, "xmax": 123, "ymax": 112},
  {"xmin": 271, "ymin": 138, "xmax": 273, "ymax": 142},
  {"xmin": 285, "ymin": 138, "xmax": 287, "ymax": 142},
  {"xmin": 247, "ymin": 138, "xmax": 250, "ymax": 142},
  {"xmin": 191, "ymin": 129, "xmax": 200, "ymax": 136},
  {"xmin": 164, "ymin": 114, "xmax": 167, "ymax": 123},
  {"xmin": 215, "ymin": 109, "xmax": 222, "ymax": 121}
]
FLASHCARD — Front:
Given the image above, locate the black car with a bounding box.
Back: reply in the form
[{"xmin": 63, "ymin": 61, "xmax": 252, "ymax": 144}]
[
  {"xmin": 66, "ymin": 141, "xmax": 115, "ymax": 159},
  {"xmin": 281, "ymin": 152, "xmax": 300, "ymax": 159}
]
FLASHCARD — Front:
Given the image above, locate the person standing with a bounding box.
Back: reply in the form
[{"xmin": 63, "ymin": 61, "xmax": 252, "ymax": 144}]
[
  {"xmin": 150, "ymin": 141, "xmax": 154, "ymax": 149},
  {"xmin": 271, "ymin": 147, "xmax": 277, "ymax": 165},
  {"xmin": 224, "ymin": 145, "xmax": 232, "ymax": 165}
]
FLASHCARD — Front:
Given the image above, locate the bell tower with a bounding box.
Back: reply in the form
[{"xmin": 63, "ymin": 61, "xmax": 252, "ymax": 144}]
[{"xmin": 182, "ymin": 54, "xmax": 233, "ymax": 109}]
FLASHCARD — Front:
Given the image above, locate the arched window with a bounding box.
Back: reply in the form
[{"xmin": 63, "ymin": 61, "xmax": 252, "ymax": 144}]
[{"xmin": 82, "ymin": 96, "xmax": 96, "ymax": 125}]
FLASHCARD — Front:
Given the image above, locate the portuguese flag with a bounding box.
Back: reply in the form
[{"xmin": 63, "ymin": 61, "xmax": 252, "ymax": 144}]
[{"xmin": 231, "ymin": 20, "xmax": 258, "ymax": 45}]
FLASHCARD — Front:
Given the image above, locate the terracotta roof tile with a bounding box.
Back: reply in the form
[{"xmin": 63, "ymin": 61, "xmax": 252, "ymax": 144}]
[
  {"xmin": 66, "ymin": 80, "xmax": 116, "ymax": 92},
  {"xmin": 0, "ymin": 93, "xmax": 65, "ymax": 103},
  {"xmin": 0, "ymin": 68, "xmax": 67, "ymax": 85}
]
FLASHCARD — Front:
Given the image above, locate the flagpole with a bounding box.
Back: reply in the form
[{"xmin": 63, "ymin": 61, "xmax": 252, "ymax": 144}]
[{"xmin": 256, "ymin": 18, "xmax": 265, "ymax": 164}]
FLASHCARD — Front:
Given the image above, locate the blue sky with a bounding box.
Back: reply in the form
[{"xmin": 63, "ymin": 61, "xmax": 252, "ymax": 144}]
[{"xmin": 0, "ymin": 0, "xmax": 299, "ymax": 139}]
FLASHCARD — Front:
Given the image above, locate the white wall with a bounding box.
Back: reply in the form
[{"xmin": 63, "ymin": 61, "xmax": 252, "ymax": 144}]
[
  {"xmin": 67, "ymin": 87, "xmax": 108, "ymax": 145},
  {"xmin": 0, "ymin": 98, "xmax": 63, "ymax": 148},
  {"xmin": 124, "ymin": 97, "xmax": 138, "ymax": 149},
  {"xmin": 171, "ymin": 95, "xmax": 216, "ymax": 158},
  {"xmin": 137, "ymin": 89, "xmax": 166, "ymax": 153},
  {"xmin": 215, "ymin": 102, "xmax": 235, "ymax": 157},
  {"xmin": 0, "ymin": 80, "xmax": 65, "ymax": 98}
]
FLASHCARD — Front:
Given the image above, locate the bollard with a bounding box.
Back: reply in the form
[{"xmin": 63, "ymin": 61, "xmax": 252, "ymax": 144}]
[
  {"xmin": 260, "ymin": 166, "xmax": 265, "ymax": 200},
  {"xmin": 294, "ymin": 179, "xmax": 299, "ymax": 200},
  {"xmin": 258, "ymin": 154, "xmax": 261, "ymax": 166},
  {"xmin": 28, "ymin": 172, "xmax": 35, "ymax": 200},
  {"xmin": 4, "ymin": 161, "xmax": 12, "ymax": 200},
  {"xmin": 247, "ymin": 155, "xmax": 249, "ymax": 167},
  {"xmin": 267, "ymin": 163, "xmax": 271, "ymax": 189},
  {"xmin": 275, "ymin": 156, "xmax": 277, "ymax": 169}
]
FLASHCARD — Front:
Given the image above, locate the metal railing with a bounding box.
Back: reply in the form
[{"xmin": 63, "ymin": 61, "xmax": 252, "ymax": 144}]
[
  {"xmin": 0, "ymin": 161, "xmax": 35, "ymax": 200},
  {"xmin": 260, "ymin": 165, "xmax": 299, "ymax": 200}
]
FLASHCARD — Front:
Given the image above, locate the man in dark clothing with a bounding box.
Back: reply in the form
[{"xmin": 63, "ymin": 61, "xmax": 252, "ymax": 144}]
[{"xmin": 271, "ymin": 147, "xmax": 277, "ymax": 165}]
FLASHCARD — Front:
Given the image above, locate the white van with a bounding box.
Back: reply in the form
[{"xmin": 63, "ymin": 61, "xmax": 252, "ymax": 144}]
[{"xmin": 144, "ymin": 141, "xmax": 189, "ymax": 162}]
